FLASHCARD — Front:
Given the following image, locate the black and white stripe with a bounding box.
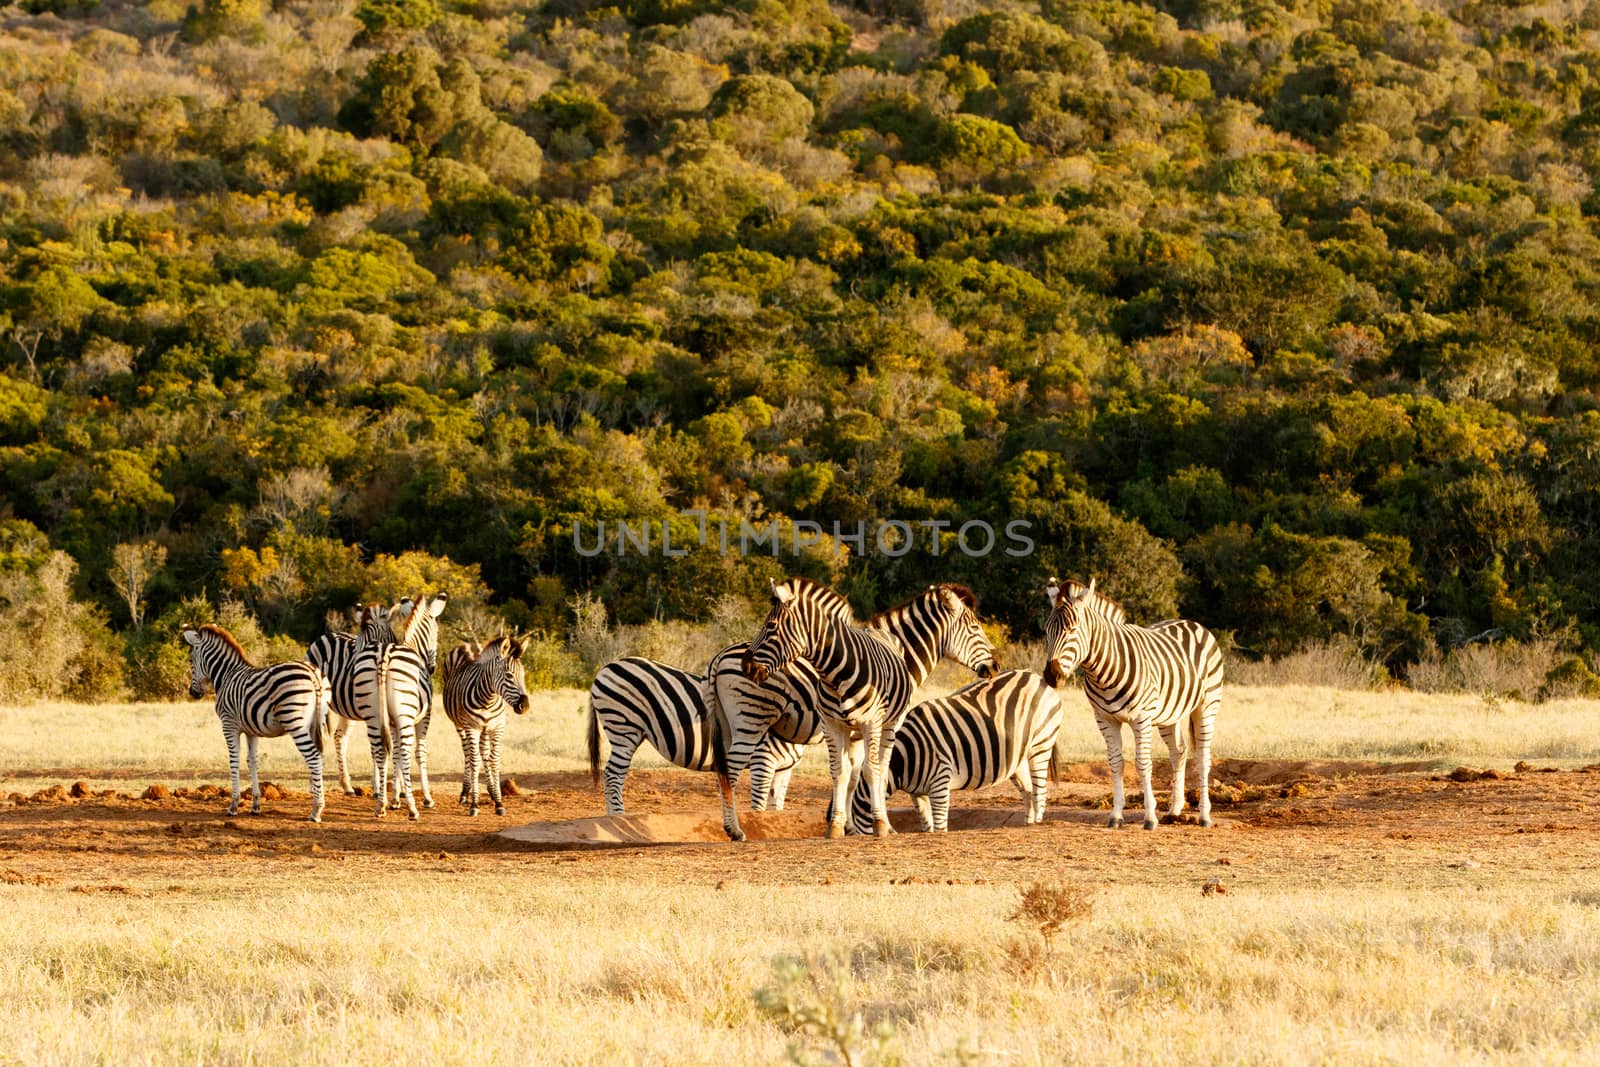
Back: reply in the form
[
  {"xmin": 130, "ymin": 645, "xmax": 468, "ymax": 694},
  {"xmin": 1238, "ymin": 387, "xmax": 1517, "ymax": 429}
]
[
  {"xmin": 442, "ymin": 636, "xmax": 530, "ymax": 816},
  {"xmin": 738, "ymin": 579, "xmax": 917, "ymax": 840},
  {"xmin": 584, "ymin": 652, "xmax": 814, "ymax": 815},
  {"xmin": 353, "ymin": 592, "xmax": 448, "ymax": 819},
  {"xmin": 716, "ymin": 579, "xmax": 999, "ymax": 840},
  {"xmin": 1042, "ymin": 578, "xmax": 1224, "ymax": 829},
  {"xmin": 847, "ymin": 670, "xmax": 1063, "ymax": 833},
  {"xmin": 305, "ymin": 599, "xmax": 407, "ymax": 796},
  {"xmin": 182, "ymin": 623, "xmax": 331, "ymax": 822}
]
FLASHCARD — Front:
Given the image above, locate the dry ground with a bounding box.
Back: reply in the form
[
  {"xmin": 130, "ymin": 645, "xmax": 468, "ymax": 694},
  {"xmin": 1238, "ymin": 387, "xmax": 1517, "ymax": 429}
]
[{"xmin": 2, "ymin": 684, "xmax": 1600, "ymax": 1064}]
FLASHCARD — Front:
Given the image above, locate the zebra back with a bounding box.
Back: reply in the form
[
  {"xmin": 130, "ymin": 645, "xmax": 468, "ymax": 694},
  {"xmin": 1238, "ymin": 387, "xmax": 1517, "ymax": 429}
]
[{"xmin": 848, "ymin": 670, "xmax": 1063, "ymax": 831}]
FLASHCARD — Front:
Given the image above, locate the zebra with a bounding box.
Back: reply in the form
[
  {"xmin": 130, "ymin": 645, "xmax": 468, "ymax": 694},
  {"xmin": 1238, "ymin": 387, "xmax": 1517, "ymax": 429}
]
[
  {"xmin": 715, "ymin": 579, "xmax": 998, "ymax": 841},
  {"xmin": 846, "ymin": 670, "xmax": 1063, "ymax": 833},
  {"xmin": 181, "ymin": 623, "xmax": 332, "ymax": 822},
  {"xmin": 353, "ymin": 591, "xmax": 448, "ymax": 819},
  {"xmin": 305, "ymin": 598, "xmax": 409, "ymax": 798},
  {"xmin": 1042, "ymin": 577, "xmax": 1224, "ymax": 829},
  {"xmin": 740, "ymin": 580, "xmax": 913, "ymax": 840},
  {"xmin": 584, "ymin": 653, "xmax": 819, "ymax": 816},
  {"xmin": 441, "ymin": 635, "xmax": 530, "ymax": 816}
]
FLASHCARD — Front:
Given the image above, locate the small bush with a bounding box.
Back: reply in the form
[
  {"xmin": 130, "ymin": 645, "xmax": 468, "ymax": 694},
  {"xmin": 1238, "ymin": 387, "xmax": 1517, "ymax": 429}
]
[
  {"xmin": 1229, "ymin": 639, "xmax": 1387, "ymax": 691},
  {"xmin": 1407, "ymin": 639, "xmax": 1566, "ymax": 701},
  {"xmin": 753, "ymin": 953, "xmax": 898, "ymax": 1067}
]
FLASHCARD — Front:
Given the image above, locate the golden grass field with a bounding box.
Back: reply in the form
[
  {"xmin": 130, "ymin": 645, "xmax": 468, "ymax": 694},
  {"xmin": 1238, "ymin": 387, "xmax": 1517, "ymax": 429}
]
[{"xmin": 3, "ymin": 682, "xmax": 1600, "ymax": 1065}]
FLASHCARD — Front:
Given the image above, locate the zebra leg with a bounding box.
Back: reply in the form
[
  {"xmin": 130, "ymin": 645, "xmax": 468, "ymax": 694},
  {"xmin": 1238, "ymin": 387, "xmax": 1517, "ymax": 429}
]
[
  {"xmin": 1197, "ymin": 699, "xmax": 1219, "ymax": 828},
  {"xmin": 416, "ymin": 706, "xmax": 434, "ymax": 810},
  {"xmin": 299, "ymin": 727, "xmax": 325, "ymax": 823},
  {"xmin": 395, "ymin": 721, "xmax": 420, "ymax": 821},
  {"xmin": 866, "ymin": 723, "xmax": 893, "ymax": 838},
  {"xmin": 602, "ymin": 730, "xmax": 641, "ymax": 817},
  {"xmin": 748, "ymin": 739, "xmax": 775, "ymax": 812},
  {"xmin": 1132, "ymin": 720, "xmax": 1158, "ymax": 830},
  {"xmin": 1028, "ymin": 749, "xmax": 1051, "ymax": 824},
  {"xmin": 1161, "ymin": 723, "xmax": 1188, "ymax": 819},
  {"xmin": 460, "ymin": 728, "xmax": 480, "ymax": 816},
  {"xmin": 913, "ymin": 793, "xmax": 934, "ymax": 833},
  {"xmin": 246, "ymin": 734, "xmax": 262, "ymax": 815},
  {"xmin": 929, "ymin": 763, "xmax": 953, "ymax": 832},
  {"xmin": 718, "ymin": 720, "xmax": 775, "ymax": 843},
  {"xmin": 771, "ymin": 767, "xmax": 796, "ymax": 809},
  {"xmin": 334, "ymin": 716, "xmax": 355, "ymax": 795},
  {"xmin": 224, "ymin": 726, "xmax": 242, "ymax": 816},
  {"xmin": 485, "ymin": 728, "xmax": 505, "ymax": 816},
  {"xmin": 820, "ymin": 718, "xmax": 854, "ymax": 839},
  {"xmin": 368, "ymin": 720, "xmax": 389, "ymax": 819},
  {"xmin": 1096, "ymin": 715, "xmax": 1125, "ymax": 828}
]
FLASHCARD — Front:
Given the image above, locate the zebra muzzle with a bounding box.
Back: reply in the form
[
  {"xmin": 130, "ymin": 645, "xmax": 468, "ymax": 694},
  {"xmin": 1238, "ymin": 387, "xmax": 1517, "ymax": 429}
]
[{"xmin": 1042, "ymin": 661, "xmax": 1064, "ymax": 688}]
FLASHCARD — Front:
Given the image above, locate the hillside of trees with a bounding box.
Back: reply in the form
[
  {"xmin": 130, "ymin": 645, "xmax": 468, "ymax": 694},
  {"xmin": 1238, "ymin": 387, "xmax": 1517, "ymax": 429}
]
[{"xmin": 5, "ymin": 0, "xmax": 1600, "ymax": 699}]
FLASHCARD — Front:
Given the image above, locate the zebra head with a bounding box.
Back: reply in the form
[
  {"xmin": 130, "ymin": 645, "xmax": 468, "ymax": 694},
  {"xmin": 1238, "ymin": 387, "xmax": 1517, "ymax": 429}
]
[
  {"xmin": 355, "ymin": 598, "xmax": 411, "ymax": 650},
  {"xmin": 180, "ymin": 624, "xmax": 209, "ymax": 699},
  {"xmin": 742, "ymin": 580, "xmax": 813, "ymax": 683},
  {"xmin": 1042, "ymin": 577, "xmax": 1098, "ymax": 687},
  {"xmin": 180, "ymin": 624, "xmax": 252, "ymax": 699},
  {"xmin": 397, "ymin": 591, "xmax": 449, "ymax": 669},
  {"xmin": 490, "ymin": 635, "xmax": 531, "ymax": 715},
  {"xmin": 927, "ymin": 584, "xmax": 998, "ymax": 679}
]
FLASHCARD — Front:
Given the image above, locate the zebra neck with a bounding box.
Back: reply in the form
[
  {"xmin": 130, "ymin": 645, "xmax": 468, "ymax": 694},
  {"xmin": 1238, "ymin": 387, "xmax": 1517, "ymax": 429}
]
[
  {"xmin": 870, "ymin": 603, "xmax": 937, "ymax": 685},
  {"xmin": 1074, "ymin": 616, "xmax": 1124, "ymax": 689},
  {"xmin": 205, "ymin": 646, "xmax": 251, "ymax": 688}
]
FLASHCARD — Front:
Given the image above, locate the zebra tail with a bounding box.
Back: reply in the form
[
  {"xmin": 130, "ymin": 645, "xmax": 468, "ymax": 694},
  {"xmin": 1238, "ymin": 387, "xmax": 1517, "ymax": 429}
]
[
  {"xmin": 1048, "ymin": 732, "xmax": 1065, "ymax": 784},
  {"xmin": 316, "ymin": 673, "xmax": 331, "ymax": 756},
  {"xmin": 703, "ymin": 673, "xmax": 733, "ymax": 787},
  {"xmin": 586, "ymin": 697, "xmax": 601, "ymax": 786},
  {"xmin": 377, "ymin": 649, "xmax": 392, "ymax": 756}
]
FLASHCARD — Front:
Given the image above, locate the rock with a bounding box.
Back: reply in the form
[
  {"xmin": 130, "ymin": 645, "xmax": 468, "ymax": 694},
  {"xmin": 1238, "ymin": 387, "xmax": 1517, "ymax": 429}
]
[
  {"xmin": 69, "ymin": 781, "xmax": 92, "ymax": 798},
  {"xmin": 500, "ymin": 778, "xmax": 522, "ymax": 796},
  {"xmin": 1202, "ymin": 877, "xmax": 1226, "ymax": 897},
  {"xmin": 142, "ymin": 784, "xmax": 170, "ymax": 801},
  {"xmin": 259, "ymin": 782, "xmax": 284, "ymax": 800}
]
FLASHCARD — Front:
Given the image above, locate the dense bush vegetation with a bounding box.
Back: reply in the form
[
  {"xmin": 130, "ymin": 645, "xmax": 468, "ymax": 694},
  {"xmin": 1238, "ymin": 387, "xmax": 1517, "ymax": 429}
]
[{"xmin": 4, "ymin": 0, "xmax": 1600, "ymax": 697}]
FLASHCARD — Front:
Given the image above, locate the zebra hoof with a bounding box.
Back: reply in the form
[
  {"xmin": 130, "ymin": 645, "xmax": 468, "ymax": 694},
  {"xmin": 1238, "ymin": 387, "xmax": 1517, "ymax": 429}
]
[
  {"xmin": 1143, "ymin": 818, "xmax": 1157, "ymax": 830},
  {"xmin": 423, "ymin": 798, "xmax": 435, "ymax": 810},
  {"xmin": 249, "ymin": 807, "xmax": 262, "ymax": 816},
  {"xmin": 374, "ymin": 808, "xmax": 387, "ymax": 820},
  {"xmin": 1106, "ymin": 816, "xmax": 1123, "ymax": 828},
  {"xmin": 873, "ymin": 819, "xmax": 892, "ymax": 838},
  {"xmin": 468, "ymin": 808, "xmax": 478, "ymax": 817},
  {"xmin": 825, "ymin": 823, "xmax": 845, "ymax": 840},
  {"xmin": 1200, "ymin": 815, "xmax": 1213, "ymax": 828},
  {"xmin": 342, "ymin": 788, "xmax": 357, "ymax": 796},
  {"xmin": 308, "ymin": 814, "xmax": 321, "ymax": 824},
  {"xmin": 407, "ymin": 811, "xmax": 420, "ymax": 822},
  {"xmin": 226, "ymin": 805, "xmax": 239, "ymax": 816},
  {"xmin": 495, "ymin": 805, "xmax": 506, "ymax": 816},
  {"xmin": 727, "ymin": 828, "xmax": 747, "ymax": 843}
]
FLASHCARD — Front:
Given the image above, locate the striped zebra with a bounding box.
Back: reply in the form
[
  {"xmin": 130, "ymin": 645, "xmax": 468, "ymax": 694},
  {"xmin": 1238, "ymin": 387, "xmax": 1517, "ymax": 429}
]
[
  {"xmin": 442, "ymin": 635, "xmax": 530, "ymax": 816},
  {"xmin": 305, "ymin": 598, "xmax": 408, "ymax": 797},
  {"xmin": 847, "ymin": 670, "xmax": 1063, "ymax": 833},
  {"xmin": 740, "ymin": 580, "xmax": 917, "ymax": 840},
  {"xmin": 1042, "ymin": 577, "xmax": 1223, "ymax": 829},
  {"xmin": 584, "ymin": 654, "xmax": 819, "ymax": 816},
  {"xmin": 714, "ymin": 579, "xmax": 998, "ymax": 841},
  {"xmin": 181, "ymin": 623, "xmax": 332, "ymax": 822},
  {"xmin": 353, "ymin": 591, "xmax": 448, "ymax": 819}
]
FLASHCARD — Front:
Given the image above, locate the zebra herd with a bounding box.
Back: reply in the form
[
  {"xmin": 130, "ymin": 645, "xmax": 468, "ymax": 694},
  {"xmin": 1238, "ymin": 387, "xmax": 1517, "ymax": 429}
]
[
  {"xmin": 588, "ymin": 574, "xmax": 1223, "ymax": 839},
  {"xmin": 179, "ymin": 573, "xmax": 1225, "ymax": 838},
  {"xmin": 182, "ymin": 590, "xmax": 530, "ymax": 822}
]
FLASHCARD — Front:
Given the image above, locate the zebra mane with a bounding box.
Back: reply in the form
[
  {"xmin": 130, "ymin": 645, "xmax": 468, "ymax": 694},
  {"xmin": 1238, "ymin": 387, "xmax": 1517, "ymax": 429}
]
[
  {"xmin": 778, "ymin": 577, "xmax": 856, "ymax": 621},
  {"xmin": 870, "ymin": 583, "xmax": 978, "ymax": 624},
  {"xmin": 1065, "ymin": 581, "xmax": 1127, "ymax": 626},
  {"xmin": 197, "ymin": 624, "xmax": 256, "ymax": 666},
  {"xmin": 396, "ymin": 597, "xmax": 430, "ymax": 644}
]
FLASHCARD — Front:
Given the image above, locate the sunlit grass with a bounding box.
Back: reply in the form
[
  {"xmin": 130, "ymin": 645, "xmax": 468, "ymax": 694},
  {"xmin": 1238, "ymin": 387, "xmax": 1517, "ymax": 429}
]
[
  {"xmin": 1, "ymin": 876, "xmax": 1597, "ymax": 1064},
  {"xmin": 4, "ymin": 681, "xmax": 1598, "ymax": 794}
]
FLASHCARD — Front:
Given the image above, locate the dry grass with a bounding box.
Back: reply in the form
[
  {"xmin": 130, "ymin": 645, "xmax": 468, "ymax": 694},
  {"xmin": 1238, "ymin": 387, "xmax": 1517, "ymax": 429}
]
[
  {"xmin": 1, "ymin": 874, "xmax": 1598, "ymax": 1064},
  {"xmin": 5, "ymin": 679, "xmax": 1600, "ymax": 795}
]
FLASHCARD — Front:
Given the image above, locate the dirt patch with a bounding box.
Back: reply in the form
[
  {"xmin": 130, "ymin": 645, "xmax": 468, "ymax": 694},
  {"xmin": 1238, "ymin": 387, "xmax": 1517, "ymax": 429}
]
[{"xmin": 1, "ymin": 760, "xmax": 1598, "ymax": 891}]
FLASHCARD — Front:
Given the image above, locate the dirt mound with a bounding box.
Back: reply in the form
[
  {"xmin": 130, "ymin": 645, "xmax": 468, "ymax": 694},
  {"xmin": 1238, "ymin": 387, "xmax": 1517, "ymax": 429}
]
[{"xmin": 499, "ymin": 804, "xmax": 1160, "ymax": 847}]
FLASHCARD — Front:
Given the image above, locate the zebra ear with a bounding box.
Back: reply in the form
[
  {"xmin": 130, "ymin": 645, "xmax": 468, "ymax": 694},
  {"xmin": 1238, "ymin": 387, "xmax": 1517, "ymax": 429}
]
[
  {"xmin": 181, "ymin": 627, "xmax": 201, "ymax": 647},
  {"xmin": 773, "ymin": 582, "xmax": 796, "ymax": 606},
  {"xmin": 1045, "ymin": 579, "xmax": 1061, "ymax": 608},
  {"xmin": 428, "ymin": 592, "xmax": 449, "ymax": 618}
]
